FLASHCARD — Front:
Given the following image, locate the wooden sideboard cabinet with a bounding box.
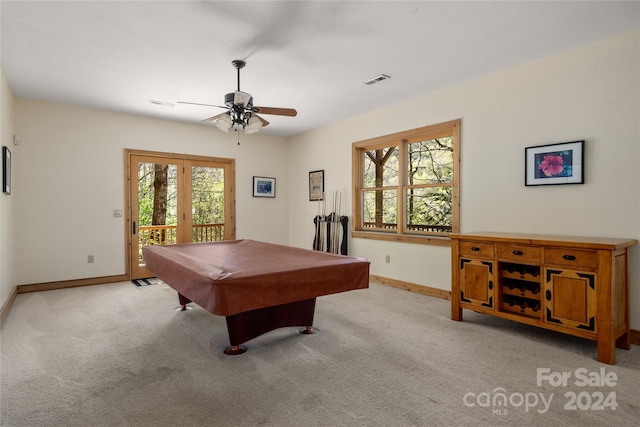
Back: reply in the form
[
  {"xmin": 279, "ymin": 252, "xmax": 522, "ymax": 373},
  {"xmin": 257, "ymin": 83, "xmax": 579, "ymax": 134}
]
[{"xmin": 450, "ymin": 232, "xmax": 637, "ymax": 365}]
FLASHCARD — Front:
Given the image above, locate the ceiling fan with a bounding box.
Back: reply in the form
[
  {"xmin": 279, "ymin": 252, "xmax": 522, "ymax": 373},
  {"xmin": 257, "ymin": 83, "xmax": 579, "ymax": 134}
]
[{"xmin": 178, "ymin": 59, "xmax": 297, "ymax": 135}]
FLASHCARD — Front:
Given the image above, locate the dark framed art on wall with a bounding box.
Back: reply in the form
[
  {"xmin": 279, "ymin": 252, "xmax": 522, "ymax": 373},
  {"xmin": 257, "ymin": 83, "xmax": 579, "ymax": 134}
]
[
  {"xmin": 253, "ymin": 176, "xmax": 276, "ymax": 198},
  {"xmin": 309, "ymin": 170, "xmax": 324, "ymax": 201},
  {"xmin": 2, "ymin": 146, "xmax": 10, "ymax": 195},
  {"xmin": 525, "ymin": 140, "xmax": 584, "ymax": 186}
]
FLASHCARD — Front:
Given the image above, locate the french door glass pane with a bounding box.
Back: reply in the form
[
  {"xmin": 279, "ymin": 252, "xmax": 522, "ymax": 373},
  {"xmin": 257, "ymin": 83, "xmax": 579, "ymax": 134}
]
[
  {"xmin": 192, "ymin": 165, "xmax": 225, "ymax": 242},
  {"xmin": 137, "ymin": 162, "xmax": 178, "ymax": 266}
]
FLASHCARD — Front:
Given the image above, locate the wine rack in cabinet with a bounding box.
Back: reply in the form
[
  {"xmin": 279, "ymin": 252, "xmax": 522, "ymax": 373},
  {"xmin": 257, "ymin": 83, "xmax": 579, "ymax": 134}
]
[
  {"xmin": 450, "ymin": 232, "xmax": 637, "ymax": 365},
  {"xmin": 500, "ymin": 263, "xmax": 541, "ymax": 318}
]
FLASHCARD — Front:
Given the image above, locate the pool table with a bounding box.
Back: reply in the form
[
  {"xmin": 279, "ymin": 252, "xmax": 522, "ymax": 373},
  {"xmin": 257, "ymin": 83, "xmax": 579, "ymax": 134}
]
[{"xmin": 142, "ymin": 240, "xmax": 370, "ymax": 354}]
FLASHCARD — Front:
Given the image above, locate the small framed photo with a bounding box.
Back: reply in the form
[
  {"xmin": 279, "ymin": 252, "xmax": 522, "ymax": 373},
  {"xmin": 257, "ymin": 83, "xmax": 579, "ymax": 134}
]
[
  {"xmin": 309, "ymin": 170, "xmax": 324, "ymax": 201},
  {"xmin": 253, "ymin": 176, "xmax": 275, "ymax": 198},
  {"xmin": 525, "ymin": 140, "xmax": 584, "ymax": 186},
  {"xmin": 2, "ymin": 146, "xmax": 10, "ymax": 195}
]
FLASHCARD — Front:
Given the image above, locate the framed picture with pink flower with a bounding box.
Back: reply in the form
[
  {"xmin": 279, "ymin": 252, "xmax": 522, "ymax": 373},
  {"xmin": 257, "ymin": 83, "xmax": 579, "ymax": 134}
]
[{"xmin": 525, "ymin": 140, "xmax": 584, "ymax": 186}]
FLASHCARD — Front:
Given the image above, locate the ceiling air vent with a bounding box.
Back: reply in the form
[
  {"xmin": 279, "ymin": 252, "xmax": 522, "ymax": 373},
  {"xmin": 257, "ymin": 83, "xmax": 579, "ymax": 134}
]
[
  {"xmin": 365, "ymin": 74, "xmax": 390, "ymax": 85},
  {"xmin": 149, "ymin": 100, "xmax": 175, "ymax": 107}
]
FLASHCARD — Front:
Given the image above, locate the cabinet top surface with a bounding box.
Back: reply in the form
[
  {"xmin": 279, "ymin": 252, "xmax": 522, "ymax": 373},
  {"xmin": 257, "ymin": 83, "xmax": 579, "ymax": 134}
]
[{"xmin": 449, "ymin": 232, "xmax": 637, "ymax": 250}]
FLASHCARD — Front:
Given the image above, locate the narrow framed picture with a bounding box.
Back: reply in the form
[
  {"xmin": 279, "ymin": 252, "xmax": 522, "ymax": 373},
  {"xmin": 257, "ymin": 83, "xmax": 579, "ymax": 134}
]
[
  {"xmin": 2, "ymin": 146, "xmax": 11, "ymax": 195},
  {"xmin": 525, "ymin": 140, "xmax": 584, "ymax": 186},
  {"xmin": 252, "ymin": 176, "xmax": 276, "ymax": 198},
  {"xmin": 309, "ymin": 170, "xmax": 324, "ymax": 201}
]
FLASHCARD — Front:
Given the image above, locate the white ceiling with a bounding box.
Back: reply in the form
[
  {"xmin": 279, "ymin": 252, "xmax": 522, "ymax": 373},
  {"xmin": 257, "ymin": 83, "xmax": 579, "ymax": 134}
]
[{"xmin": 2, "ymin": 1, "xmax": 639, "ymax": 138}]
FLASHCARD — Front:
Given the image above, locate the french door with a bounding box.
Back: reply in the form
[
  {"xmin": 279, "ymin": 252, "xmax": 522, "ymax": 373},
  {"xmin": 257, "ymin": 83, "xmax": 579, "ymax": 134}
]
[{"xmin": 126, "ymin": 150, "xmax": 236, "ymax": 279}]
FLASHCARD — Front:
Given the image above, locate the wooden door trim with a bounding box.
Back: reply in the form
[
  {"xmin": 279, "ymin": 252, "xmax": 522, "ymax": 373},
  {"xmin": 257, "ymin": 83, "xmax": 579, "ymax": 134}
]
[
  {"xmin": 125, "ymin": 149, "xmax": 234, "ymax": 164},
  {"xmin": 124, "ymin": 149, "xmax": 236, "ymax": 280}
]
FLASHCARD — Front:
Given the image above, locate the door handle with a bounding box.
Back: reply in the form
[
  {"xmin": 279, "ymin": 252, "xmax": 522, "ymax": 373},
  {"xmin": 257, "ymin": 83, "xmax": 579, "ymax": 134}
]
[{"xmin": 132, "ymin": 221, "xmax": 137, "ymax": 235}]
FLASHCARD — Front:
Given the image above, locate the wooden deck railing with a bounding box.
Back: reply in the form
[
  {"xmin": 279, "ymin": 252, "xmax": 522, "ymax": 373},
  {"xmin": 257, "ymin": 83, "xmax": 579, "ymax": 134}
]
[
  {"xmin": 191, "ymin": 223, "xmax": 225, "ymax": 242},
  {"xmin": 362, "ymin": 222, "xmax": 451, "ymax": 233},
  {"xmin": 139, "ymin": 224, "xmax": 224, "ymax": 248},
  {"xmin": 139, "ymin": 225, "xmax": 177, "ymax": 246}
]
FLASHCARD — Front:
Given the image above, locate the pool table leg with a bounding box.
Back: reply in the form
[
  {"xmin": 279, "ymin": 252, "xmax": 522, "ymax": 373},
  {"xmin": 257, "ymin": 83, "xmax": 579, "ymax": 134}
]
[
  {"xmin": 177, "ymin": 293, "xmax": 191, "ymax": 311},
  {"xmin": 224, "ymin": 345, "xmax": 248, "ymax": 355},
  {"xmin": 224, "ymin": 298, "xmax": 317, "ymax": 355}
]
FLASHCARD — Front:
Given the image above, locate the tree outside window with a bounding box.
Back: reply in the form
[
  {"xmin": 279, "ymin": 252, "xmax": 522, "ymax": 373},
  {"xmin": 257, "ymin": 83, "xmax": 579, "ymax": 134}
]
[{"xmin": 352, "ymin": 119, "xmax": 460, "ymax": 245}]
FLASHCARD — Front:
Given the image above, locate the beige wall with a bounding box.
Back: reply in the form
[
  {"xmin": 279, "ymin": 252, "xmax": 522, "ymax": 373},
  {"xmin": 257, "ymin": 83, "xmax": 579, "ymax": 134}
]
[
  {"xmin": 12, "ymin": 100, "xmax": 290, "ymax": 286},
  {"xmin": 0, "ymin": 69, "xmax": 16, "ymax": 307},
  {"xmin": 288, "ymin": 30, "xmax": 640, "ymax": 328}
]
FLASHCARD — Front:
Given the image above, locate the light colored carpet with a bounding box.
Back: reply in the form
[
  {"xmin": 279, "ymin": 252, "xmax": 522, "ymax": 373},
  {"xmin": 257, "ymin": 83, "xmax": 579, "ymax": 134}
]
[{"xmin": 1, "ymin": 281, "xmax": 638, "ymax": 426}]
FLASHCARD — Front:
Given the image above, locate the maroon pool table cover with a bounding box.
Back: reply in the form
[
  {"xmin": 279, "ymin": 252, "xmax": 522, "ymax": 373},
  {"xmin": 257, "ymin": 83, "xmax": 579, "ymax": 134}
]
[{"xmin": 142, "ymin": 240, "xmax": 370, "ymax": 316}]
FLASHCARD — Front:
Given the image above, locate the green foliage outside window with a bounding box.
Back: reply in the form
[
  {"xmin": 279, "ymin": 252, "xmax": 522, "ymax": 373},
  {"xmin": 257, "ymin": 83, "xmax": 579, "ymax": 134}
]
[
  {"xmin": 191, "ymin": 166, "xmax": 225, "ymax": 226},
  {"xmin": 406, "ymin": 137, "xmax": 453, "ymax": 230},
  {"xmin": 137, "ymin": 162, "xmax": 177, "ymax": 226},
  {"xmin": 137, "ymin": 163, "xmax": 224, "ymax": 227},
  {"xmin": 355, "ymin": 120, "xmax": 459, "ymax": 240}
]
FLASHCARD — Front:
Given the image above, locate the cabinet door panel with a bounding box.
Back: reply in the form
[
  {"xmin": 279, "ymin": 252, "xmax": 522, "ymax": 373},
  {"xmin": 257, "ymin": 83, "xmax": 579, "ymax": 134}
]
[
  {"xmin": 460, "ymin": 259, "xmax": 495, "ymax": 309},
  {"xmin": 544, "ymin": 269, "xmax": 596, "ymax": 333},
  {"xmin": 551, "ymin": 276, "xmax": 588, "ymax": 323}
]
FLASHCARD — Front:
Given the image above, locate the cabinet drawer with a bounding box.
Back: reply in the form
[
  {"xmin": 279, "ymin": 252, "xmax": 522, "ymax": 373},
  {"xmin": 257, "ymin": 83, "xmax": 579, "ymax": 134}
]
[
  {"xmin": 544, "ymin": 248, "xmax": 597, "ymax": 270},
  {"xmin": 459, "ymin": 241, "xmax": 494, "ymax": 258},
  {"xmin": 497, "ymin": 244, "xmax": 541, "ymax": 263}
]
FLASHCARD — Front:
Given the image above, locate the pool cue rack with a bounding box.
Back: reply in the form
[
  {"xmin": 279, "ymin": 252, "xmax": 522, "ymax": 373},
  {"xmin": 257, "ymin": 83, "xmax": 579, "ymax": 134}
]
[
  {"xmin": 313, "ymin": 190, "xmax": 348, "ymax": 255},
  {"xmin": 313, "ymin": 214, "xmax": 348, "ymax": 255}
]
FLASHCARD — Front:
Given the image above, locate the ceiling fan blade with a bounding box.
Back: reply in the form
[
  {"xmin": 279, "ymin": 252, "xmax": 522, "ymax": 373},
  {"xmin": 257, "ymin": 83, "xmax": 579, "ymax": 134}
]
[
  {"xmin": 254, "ymin": 114, "xmax": 270, "ymax": 127},
  {"xmin": 252, "ymin": 106, "xmax": 297, "ymax": 117},
  {"xmin": 202, "ymin": 112, "xmax": 227, "ymax": 122},
  {"xmin": 177, "ymin": 101, "xmax": 227, "ymax": 109}
]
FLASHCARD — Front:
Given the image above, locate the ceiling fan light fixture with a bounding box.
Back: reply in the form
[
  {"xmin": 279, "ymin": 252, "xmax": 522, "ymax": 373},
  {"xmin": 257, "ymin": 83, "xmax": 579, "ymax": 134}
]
[
  {"xmin": 234, "ymin": 91, "xmax": 253, "ymax": 108},
  {"xmin": 245, "ymin": 115, "xmax": 263, "ymax": 134},
  {"xmin": 179, "ymin": 60, "xmax": 296, "ymax": 138},
  {"xmin": 214, "ymin": 113, "xmax": 233, "ymax": 133}
]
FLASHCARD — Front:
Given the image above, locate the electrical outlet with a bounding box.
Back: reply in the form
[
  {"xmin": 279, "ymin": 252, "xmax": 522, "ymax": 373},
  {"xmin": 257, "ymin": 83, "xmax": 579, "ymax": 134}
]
[
  {"xmin": 113, "ymin": 210, "xmax": 123, "ymax": 218},
  {"xmin": 385, "ymin": 255, "xmax": 390, "ymax": 263},
  {"xmin": 88, "ymin": 255, "xmax": 94, "ymax": 263}
]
